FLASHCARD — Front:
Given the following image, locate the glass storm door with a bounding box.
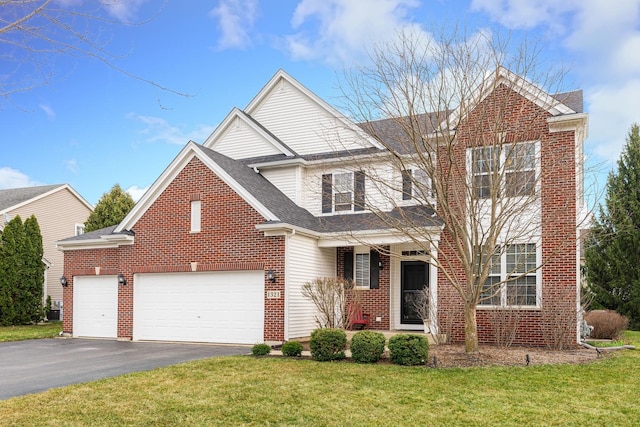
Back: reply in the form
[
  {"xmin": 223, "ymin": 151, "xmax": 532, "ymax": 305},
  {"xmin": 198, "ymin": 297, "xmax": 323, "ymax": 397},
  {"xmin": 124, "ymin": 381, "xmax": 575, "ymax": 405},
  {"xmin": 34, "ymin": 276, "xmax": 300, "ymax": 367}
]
[{"xmin": 401, "ymin": 261, "xmax": 429, "ymax": 324}]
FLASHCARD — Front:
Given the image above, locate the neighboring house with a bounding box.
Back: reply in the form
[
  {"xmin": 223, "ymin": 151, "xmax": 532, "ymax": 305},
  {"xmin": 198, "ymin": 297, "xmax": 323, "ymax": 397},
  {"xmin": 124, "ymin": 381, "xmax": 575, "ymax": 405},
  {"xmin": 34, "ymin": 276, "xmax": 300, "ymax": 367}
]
[
  {"xmin": 1, "ymin": 184, "xmax": 93, "ymax": 315},
  {"xmin": 57, "ymin": 70, "xmax": 588, "ymax": 346}
]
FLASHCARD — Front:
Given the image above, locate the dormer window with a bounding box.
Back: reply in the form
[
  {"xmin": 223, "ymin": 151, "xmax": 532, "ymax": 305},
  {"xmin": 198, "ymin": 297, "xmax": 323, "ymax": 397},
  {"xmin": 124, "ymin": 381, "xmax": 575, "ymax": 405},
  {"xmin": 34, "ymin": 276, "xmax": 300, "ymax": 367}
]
[{"xmin": 322, "ymin": 171, "xmax": 365, "ymax": 213}]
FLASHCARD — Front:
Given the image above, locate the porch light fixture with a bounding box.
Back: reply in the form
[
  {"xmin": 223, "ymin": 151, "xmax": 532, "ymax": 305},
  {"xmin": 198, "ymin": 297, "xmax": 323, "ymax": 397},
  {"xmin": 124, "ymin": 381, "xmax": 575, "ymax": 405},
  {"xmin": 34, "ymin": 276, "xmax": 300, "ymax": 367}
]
[
  {"xmin": 118, "ymin": 273, "xmax": 127, "ymax": 286},
  {"xmin": 267, "ymin": 269, "xmax": 276, "ymax": 283},
  {"xmin": 60, "ymin": 276, "xmax": 69, "ymax": 287},
  {"xmin": 378, "ymin": 260, "xmax": 384, "ymax": 270}
]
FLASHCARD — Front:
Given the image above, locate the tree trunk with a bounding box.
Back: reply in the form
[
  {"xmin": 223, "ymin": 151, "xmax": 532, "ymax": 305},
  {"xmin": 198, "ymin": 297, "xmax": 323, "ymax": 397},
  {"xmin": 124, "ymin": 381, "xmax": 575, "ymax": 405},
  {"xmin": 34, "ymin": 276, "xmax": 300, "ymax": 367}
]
[{"xmin": 464, "ymin": 302, "xmax": 479, "ymax": 353}]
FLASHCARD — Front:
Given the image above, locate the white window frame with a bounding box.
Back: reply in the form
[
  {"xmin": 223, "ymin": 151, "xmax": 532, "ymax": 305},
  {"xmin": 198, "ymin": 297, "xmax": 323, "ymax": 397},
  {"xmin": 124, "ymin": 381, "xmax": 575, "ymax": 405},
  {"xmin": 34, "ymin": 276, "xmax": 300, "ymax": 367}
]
[
  {"xmin": 190, "ymin": 200, "xmax": 201, "ymax": 233},
  {"xmin": 478, "ymin": 242, "xmax": 541, "ymax": 308},
  {"xmin": 354, "ymin": 246, "xmax": 370, "ymax": 289},
  {"xmin": 401, "ymin": 167, "xmax": 433, "ymax": 203},
  {"xmin": 75, "ymin": 223, "xmax": 85, "ymax": 236},
  {"xmin": 469, "ymin": 141, "xmax": 539, "ymax": 200},
  {"xmin": 504, "ymin": 142, "xmax": 536, "ymax": 197},
  {"xmin": 333, "ymin": 172, "xmax": 354, "ymax": 212}
]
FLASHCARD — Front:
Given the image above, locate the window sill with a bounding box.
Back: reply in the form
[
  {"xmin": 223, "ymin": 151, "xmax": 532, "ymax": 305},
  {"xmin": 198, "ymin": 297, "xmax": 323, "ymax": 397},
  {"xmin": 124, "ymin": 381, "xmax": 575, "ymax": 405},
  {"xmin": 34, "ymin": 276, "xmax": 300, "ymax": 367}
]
[{"xmin": 477, "ymin": 305, "xmax": 541, "ymax": 311}]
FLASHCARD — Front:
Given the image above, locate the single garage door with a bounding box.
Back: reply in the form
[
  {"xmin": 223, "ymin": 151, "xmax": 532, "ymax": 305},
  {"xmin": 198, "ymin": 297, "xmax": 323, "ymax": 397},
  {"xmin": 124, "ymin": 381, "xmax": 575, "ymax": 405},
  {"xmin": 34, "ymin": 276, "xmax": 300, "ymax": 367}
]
[
  {"xmin": 133, "ymin": 271, "xmax": 264, "ymax": 344},
  {"xmin": 73, "ymin": 276, "xmax": 118, "ymax": 338}
]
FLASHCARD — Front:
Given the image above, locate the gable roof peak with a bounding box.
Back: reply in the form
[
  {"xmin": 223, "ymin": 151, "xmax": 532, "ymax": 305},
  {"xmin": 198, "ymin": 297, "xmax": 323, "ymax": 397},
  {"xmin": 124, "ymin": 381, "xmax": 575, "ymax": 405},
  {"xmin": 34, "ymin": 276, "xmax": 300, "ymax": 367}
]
[
  {"xmin": 439, "ymin": 66, "xmax": 577, "ymax": 132},
  {"xmin": 0, "ymin": 183, "xmax": 92, "ymax": 212}
]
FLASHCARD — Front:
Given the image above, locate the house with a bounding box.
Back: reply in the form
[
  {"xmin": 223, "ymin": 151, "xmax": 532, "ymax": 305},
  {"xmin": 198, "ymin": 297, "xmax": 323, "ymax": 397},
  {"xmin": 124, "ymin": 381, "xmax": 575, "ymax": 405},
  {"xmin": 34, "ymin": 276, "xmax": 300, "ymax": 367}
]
[
  {"xmin": 57, "ymin": 69, "xmax": 587, "ymax": 346},
  {"xmin": 0, "ymin": 184, "xmax": 93, "ymax": 316}
]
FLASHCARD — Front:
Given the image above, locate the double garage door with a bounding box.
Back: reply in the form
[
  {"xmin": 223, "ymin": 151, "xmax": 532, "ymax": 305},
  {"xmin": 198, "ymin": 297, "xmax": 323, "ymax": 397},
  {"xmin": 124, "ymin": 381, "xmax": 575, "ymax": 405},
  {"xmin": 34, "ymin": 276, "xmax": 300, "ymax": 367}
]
[{"xmin": 73, "ymin": 271, "xmax": 264, "ymax": 344}]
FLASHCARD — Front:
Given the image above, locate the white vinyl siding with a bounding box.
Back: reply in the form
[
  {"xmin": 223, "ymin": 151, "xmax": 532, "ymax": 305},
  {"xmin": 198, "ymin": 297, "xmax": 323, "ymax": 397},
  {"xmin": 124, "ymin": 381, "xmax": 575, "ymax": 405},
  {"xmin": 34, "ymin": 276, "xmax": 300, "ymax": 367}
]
[
  {"xmin": 213, "ymin": 117, "xmax": 284, "ymax": 159},
  {"xmin": 250, "ymin": 79, "xmax": 369, "ymax": 155},
  {"xmin": 286, "ymin": 234, "xmax": 336, "ymax": 339},
  {"xmin": 261, "ymin": 167, "xmax": 301, "ymax": 204},
  {"xmin": 8, "ymin": 187, "xmax": 92, "ymax": 307}
]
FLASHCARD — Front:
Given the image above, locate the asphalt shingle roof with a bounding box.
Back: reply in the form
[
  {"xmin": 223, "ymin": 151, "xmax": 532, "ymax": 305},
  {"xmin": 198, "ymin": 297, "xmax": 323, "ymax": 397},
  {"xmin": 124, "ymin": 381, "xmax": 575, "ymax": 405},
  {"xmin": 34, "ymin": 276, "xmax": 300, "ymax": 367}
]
[
  {"xmin": 0, "ymin": 184, "xmax": 64, "ymax": 212},
  {"xmin": 57, "ymin": 225, "xmax": 119, "ymax": 242},
  {"xmin": 200, "ymin": 145, "xmax": 441, "ymax": 232}
]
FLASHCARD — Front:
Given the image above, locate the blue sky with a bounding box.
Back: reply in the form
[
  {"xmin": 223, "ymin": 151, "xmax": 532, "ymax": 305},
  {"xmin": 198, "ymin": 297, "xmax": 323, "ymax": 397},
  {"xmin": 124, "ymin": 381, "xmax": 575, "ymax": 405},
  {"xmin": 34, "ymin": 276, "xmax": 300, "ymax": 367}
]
[{"xmin": 1, "ymin": 0, "xmax": 639, "ymax": 205}]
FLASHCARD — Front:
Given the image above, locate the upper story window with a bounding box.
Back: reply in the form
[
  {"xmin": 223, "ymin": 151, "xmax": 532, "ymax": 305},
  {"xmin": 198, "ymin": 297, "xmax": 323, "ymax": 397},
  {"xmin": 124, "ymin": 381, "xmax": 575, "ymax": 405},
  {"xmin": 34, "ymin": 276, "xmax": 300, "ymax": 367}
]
[
  {"xmin": 75, "ymin": 224, "xmax": 85, "ymax": 236},
  {"xmin": 504, "ymin": 143, "xmax": 536, "ymax": 197},
  {"xmin": 471, "ymin": 146, "xmax": 499, "ymax": 199},
  {"xmin": 471, "ymin": 142, "xmax": 537, "ymax": 199},
  {"xmin": 322, "ymin": 171, "xmax": 365, "ymax": 213},
  {"xmin": 478, "ymin": 243, "xmax": 539, "ymax": 307},
  {"xmin": 334, "ymin": 172, "xmax": 353, "ymax": 211},
  {"xmin": 402, "ymin": 168, "xmax": 431, "ymax": 201}
]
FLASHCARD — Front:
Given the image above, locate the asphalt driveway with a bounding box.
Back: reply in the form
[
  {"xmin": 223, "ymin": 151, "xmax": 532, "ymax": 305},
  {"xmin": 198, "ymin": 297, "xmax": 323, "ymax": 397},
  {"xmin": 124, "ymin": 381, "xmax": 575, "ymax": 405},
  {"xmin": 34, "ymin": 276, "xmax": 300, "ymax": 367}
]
[{"xmin": 0, "ymin": 338, "xmax": 249, "ymax": 400}]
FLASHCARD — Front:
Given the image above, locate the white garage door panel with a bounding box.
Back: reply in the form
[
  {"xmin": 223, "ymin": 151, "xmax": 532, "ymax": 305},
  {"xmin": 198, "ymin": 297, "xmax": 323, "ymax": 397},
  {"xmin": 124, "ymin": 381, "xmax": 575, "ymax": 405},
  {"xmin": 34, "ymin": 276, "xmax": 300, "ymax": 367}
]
[
  {"xmin": 73, "ymin": 276, "xmax": 118, "ymax": 338},
  {"xmin": 134, "ymin": 271, "xmax": 264, "ymax": 344}
]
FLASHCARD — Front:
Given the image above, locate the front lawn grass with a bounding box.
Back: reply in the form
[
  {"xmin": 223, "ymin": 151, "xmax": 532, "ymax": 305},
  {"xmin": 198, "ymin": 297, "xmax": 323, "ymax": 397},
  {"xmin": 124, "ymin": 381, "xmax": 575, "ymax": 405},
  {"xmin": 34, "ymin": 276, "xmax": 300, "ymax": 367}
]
[
  {"xmin": 0, "ymin": 322, "xmax": 62, "ymax": 342},
  {"xmin": 0, "ymin": 331, "xmax": 638, "ymax": 426}
]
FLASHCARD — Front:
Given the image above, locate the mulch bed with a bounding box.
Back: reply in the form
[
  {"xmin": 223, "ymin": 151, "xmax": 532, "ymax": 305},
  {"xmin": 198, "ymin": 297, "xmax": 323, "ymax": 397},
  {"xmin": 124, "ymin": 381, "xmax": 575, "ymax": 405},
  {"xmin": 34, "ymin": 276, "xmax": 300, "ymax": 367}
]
[
  {"xmin": 276, "ymin": 342, "xmax": 608, "ymax": 368},
  {"xmin": 426, "ymin": 343, "xmax": 603, "ymax": 368}
]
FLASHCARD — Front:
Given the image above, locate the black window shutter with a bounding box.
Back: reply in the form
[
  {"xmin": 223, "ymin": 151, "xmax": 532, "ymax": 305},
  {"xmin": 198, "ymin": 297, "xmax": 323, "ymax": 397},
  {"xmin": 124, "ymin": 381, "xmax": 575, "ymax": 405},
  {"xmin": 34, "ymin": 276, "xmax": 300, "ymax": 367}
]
[
  {"xmin": 370, "ymin": 250, "xmax": 380, "ymax": 289},
  {"xmin": 322, "ymin": 174, "xmax": 332, "ymax": 213},
  {"xmin": 343, "ymin": 251, "xmax": 354, "ymax": 282},
  {"xmin": 354, "ymin": 171, "xmax": 365, "ymax": 211},
  {"xmin": 402, "ymin": 170, "xmax": 412, "ymax": 200}
]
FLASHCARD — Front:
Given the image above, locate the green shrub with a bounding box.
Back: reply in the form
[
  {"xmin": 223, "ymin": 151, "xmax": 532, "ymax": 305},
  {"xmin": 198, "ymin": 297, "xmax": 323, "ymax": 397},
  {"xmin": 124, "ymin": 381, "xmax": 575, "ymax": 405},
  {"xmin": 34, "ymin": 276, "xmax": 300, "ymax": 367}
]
[
  {"xmin": 251, "ymin": 343, "xmax": 272, "ymax": 356},
  {"xmin": 350, "ymin": 331, "xmax": 386, "ymax": 363},
  {"xmin": 388, "ymin": 334, "xmax": 428, "ymax": 366},
  {"xmin": 310, "ymin": 328, "xmax": 347, "ymax": 361},
  {"xmin": 282, "ymin": 341, "xmax": 304, "ymax": 357}
]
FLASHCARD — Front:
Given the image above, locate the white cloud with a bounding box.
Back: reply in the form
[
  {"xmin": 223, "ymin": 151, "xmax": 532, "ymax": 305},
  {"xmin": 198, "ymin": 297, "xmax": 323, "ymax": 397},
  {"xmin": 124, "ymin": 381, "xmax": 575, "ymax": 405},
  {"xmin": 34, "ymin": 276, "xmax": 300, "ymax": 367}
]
[
  {"xmin": 471, "ymin": 0, "xmax": 640, "ymax": 167},
  {"xmin": 210, "ymin": 0, "xmax": 259, "ymax": 50},
  {"xmin": 125, "ymin": 185, "xmax": 149, "ymax": 202},
  {"xmin": 39, "ymin": 103, "xmax": 56, "ymax": 120},
  {"xmin": 64, "ymin": 158, "xmax": 79, "ymax": 174},
  {"xmin": 284, "ymin": 0, "xmax": 425, "ymax": 65},
  {"xmin": 469, "ymin": 0, "xmax": 576, "ymax": 31},
  {"xmin": 100, "ymin": 0, "xmax": 149, "ymax": 22},
  {"xmin": 127, "ymin": 113, "xmax": 216, "ymax": 145},
  {"xmin": 586, "ymin": 80, "xmax": 640, "ymax": 163},
  {"xmin": 0, "ymin": 167, "xmax": 41, "ymax": 189}
]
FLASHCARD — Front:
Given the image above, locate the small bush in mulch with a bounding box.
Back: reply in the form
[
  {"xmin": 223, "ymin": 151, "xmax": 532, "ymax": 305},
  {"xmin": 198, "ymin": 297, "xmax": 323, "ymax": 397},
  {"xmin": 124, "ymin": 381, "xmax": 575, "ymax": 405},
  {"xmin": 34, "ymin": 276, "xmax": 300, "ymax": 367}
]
[
  {"xmin": 310, "ymin": 328, "xmax": 347, "ymax": 361},
  {"xmin": 388, "ymin": 334, "xmax": 429, "ymax": 366},
  {"xmin": 282, "ymin": 341, "xmax": 304, "ymax": 357},
  {"xmin": 585, "ymin": 310, "xmax": 629, "ymax": 340},
  {"xmin": 251, "ymin": 343, "xmax": 272, "ymax": 356},
  {"xmin": 350, "ymin": 330, "xmax": 386, "ymax": 363}
]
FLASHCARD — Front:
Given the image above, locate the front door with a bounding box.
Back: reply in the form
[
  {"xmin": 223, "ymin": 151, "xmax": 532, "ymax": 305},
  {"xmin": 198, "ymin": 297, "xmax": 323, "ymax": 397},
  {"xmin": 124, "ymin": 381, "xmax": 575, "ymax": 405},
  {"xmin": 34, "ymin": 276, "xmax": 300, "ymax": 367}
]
[{"xmin": 401, "ymin": 261, "xmax": 429, "ymax": 325}]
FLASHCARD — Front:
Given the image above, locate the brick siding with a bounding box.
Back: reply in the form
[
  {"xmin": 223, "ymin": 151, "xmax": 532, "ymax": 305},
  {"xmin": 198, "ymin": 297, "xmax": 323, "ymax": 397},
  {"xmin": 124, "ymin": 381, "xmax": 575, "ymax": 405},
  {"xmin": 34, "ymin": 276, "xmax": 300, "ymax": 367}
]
[
  {"xmin": 63, "ymin": 157, "xmax": 286, "ymax": 341},
  {"xmin": 436, "ymin": 84, "xmax": 578, "ymax": 347}
]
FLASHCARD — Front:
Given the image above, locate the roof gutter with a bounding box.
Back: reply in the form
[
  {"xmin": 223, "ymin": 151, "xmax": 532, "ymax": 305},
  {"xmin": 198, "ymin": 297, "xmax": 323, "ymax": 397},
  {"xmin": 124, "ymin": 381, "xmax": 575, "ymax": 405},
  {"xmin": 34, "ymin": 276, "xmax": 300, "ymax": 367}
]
[{"xmin": 56, "ymin": 234, "xmax": 135, "ymax": 252}]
